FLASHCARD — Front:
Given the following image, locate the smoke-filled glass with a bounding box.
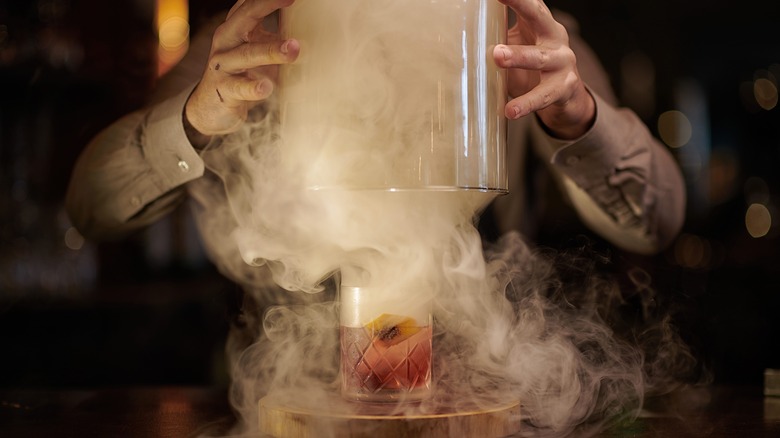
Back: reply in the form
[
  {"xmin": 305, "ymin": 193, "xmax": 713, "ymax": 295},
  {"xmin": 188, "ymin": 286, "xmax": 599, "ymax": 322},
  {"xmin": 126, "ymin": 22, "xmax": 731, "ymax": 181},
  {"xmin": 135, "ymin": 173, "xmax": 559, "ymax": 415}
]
[{"xmin": 279, "ymin": 0, "xmax": 507, "ymax": 193}]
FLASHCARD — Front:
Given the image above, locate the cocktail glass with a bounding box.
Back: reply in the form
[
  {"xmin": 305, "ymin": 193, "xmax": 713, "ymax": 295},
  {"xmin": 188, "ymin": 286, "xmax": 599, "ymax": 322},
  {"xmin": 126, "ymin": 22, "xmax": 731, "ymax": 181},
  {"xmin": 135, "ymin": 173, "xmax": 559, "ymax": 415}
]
[{"xmin": 339, "ymin": 286, "xmax": 432, "ymax": 402}]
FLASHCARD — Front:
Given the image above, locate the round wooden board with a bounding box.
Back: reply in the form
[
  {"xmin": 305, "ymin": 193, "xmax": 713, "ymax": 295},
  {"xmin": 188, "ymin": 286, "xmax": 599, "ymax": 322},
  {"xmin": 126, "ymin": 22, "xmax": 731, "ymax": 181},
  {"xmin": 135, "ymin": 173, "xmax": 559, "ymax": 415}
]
[{"xmin": 259, "ymin": 394, "xmax": 521, "ymax": 437}]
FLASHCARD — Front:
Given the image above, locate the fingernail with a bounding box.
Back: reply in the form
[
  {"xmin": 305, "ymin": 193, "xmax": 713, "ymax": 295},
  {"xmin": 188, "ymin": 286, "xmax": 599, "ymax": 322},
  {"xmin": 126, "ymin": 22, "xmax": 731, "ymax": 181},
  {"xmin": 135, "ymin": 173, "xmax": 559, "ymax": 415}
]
[
  {"xmin": 499, "ymin": 46, "xmax": 511, "ymax": 61},
  {"xmin": 281, "ymin": 39, "xmax": 299, "ymax": 57},
  {"xmin": 510, "ymin": 105, "xmax": 521, "ymax": 119},
  {"xmin": 258, "ymin": 79, "xmax": 273, "ymax": 96}
]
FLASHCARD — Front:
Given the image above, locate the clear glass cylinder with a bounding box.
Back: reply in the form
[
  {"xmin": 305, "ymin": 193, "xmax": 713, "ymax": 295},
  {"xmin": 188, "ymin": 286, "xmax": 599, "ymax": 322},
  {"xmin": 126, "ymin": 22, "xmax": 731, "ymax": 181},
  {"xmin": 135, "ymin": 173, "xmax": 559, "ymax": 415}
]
[{"xmin": 279, "ymin": 0, "xmax": 508, "ymax": 193}]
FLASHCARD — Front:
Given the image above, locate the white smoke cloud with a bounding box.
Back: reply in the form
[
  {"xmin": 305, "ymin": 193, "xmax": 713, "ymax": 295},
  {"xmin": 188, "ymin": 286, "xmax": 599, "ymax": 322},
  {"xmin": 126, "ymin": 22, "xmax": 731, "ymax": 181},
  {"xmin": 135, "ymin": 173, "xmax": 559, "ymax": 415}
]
[
  {"xmin": 195, "ymin": 108, "xmax": 700, "ymax": 434},
  {"xmin": 188, "ymin": 0, "xmax": 701, "ymax": 436}
]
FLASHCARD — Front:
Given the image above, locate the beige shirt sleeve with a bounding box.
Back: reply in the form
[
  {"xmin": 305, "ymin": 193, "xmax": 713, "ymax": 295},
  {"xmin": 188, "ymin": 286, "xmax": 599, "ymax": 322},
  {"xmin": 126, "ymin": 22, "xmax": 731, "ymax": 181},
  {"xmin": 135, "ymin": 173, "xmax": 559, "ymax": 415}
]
[
  {"xmin": 530, "ymin": 90, "xmax": 686, "ymax": 255},
  {"xmin": 64, "ymin": 23, "xmax": 219, "ymax": 240},
  {"xmin": 65, "ymin": 85, "xmax": 206, "ymax": 240}
]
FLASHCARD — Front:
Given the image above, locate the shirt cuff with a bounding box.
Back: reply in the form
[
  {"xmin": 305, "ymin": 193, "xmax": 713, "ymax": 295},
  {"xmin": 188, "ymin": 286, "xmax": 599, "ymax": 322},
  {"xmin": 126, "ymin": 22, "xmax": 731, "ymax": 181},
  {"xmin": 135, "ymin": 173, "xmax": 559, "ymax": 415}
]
[
  {"xmin": 539, "ymin": 91, "xmax": 627, "ymax": 190},
  {"xmin": 530, "ymin": 89, "xmax": 652, "ymax": 232},
  {"xmin": 143, "ymin": 84, "xmax": 206, "ymax": 192}
]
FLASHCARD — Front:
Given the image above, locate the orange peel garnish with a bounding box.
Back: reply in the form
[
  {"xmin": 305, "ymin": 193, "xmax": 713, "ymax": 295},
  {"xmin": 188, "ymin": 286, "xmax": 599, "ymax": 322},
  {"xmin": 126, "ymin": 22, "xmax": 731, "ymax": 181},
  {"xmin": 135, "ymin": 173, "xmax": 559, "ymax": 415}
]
[{"xmin": 364, "ymin": 313, "xmax": 421, "ymax": 346}]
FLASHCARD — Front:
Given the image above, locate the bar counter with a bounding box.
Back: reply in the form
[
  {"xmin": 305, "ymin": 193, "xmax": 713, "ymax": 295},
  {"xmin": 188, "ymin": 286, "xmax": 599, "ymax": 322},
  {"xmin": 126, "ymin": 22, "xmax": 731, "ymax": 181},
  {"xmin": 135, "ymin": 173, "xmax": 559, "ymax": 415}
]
[{"xmin": 1, "ymin": 385, "xmax": 779, "ymax": 437}]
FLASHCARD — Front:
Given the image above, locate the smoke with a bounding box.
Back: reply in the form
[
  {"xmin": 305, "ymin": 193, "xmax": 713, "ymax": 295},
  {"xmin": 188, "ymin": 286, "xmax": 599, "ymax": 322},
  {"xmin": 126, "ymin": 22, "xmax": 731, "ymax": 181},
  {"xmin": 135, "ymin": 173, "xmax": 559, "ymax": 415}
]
[
  {"xmin": 191, "ymin": 101, "xmax": 700, "ymax": 437},
  {"xmin": 186, "ymin": 1, "xmax": 701, "ymax": 436}
]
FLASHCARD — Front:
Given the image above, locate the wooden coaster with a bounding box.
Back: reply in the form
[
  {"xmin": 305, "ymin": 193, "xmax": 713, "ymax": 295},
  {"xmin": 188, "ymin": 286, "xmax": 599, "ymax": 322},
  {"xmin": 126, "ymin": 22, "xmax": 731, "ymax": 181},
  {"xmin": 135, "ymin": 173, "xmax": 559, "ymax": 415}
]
[{"xmin": 259, "ymin": 393, "xmax": 521, "ymax": 437}]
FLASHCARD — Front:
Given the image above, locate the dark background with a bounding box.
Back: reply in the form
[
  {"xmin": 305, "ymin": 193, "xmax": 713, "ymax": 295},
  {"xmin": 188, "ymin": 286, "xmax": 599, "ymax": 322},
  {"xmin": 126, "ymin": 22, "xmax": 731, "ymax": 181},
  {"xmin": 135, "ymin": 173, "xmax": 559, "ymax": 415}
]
[{"xmin": 1, "ymin": 0, "xmax": 779, "ymax": 391}]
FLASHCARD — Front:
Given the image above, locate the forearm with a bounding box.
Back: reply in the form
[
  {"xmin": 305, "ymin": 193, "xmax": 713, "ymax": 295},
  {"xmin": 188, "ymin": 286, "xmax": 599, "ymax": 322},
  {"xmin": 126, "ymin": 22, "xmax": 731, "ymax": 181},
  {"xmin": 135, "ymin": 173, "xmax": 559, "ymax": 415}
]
[
  {"xmin": 532, "ymin": 91, "xmax": 685, "ymax": 254},
  {"xmin": 65, "ymin": 86, "xmax": 205, "ymax": 240}
]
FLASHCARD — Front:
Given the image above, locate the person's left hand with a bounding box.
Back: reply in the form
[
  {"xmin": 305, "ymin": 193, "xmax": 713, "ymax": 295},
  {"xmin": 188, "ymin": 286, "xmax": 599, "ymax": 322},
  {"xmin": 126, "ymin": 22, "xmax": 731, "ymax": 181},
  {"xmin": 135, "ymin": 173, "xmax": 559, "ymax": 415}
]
[{"xmin": 493, "ymin": 0, "xmax": 595, "ymax": 139}]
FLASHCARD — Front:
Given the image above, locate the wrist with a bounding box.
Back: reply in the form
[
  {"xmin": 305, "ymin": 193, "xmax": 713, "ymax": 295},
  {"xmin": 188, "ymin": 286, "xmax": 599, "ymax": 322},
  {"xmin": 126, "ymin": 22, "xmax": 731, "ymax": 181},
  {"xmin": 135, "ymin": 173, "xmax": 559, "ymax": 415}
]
[
  {"xmin": 183, "ymin": 106, "xmax": 212, "ymax": 150},
  {"xmin": 537, "ymin": 84, "xmax": 596, "ymax": 140}
]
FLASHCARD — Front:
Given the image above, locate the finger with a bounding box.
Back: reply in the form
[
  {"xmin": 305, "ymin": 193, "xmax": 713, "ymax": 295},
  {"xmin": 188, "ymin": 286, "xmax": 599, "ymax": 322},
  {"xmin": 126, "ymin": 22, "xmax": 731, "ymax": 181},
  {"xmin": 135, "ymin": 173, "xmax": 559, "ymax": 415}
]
[
  {"xmin": 493, "ymin": 43, "xmax": 572, "ymax": 71},
  {"xmin": 217, "ymin": 75, "xmax": 275, "ymax": 105},
  {"xmin": 215, "ymin": 0, "xmax": 294, "ymax": 50},
  {"xmin": 498, "ymin": 0, "xmax": 550, "ymax": 20},
  {"xmin": 211, "ymin": 39, "xmax": 300, "ymax": 73},
  {"xmin": 505, "ymin": 82, "xmax": 562, "ymax": 119},
  {"xmin": 498, "ymin": 0, "xmax": 552, "ymax": 23},
  {"xmin": 498, "ymin": 0, "xmax": 558, "ymax": 37},
  {"xmin": 226, "ymin": 0, "xmax": 247, "ymax": 20}
]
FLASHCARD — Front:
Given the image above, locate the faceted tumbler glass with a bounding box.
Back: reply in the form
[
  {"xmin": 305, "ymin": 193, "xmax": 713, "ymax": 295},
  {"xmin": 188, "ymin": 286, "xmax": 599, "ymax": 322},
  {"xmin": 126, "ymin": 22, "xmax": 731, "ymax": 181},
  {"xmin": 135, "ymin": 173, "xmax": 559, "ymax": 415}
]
[{"xmin": 339, "ymin": 286, "xmax": 432, "ymax": 402}]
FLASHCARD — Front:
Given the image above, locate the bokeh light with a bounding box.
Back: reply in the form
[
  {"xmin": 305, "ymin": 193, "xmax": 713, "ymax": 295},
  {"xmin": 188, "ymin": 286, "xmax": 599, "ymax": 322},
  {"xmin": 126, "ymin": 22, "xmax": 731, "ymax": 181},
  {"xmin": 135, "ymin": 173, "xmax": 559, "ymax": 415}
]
[
  {"xmin": 709, "ymin": 148, "xmax": 740, "ymax": 205},
  {"xmin": 744, "ymin": 176, "xmax": 771, "ymax": 205},
  {"xmin": 673, "ymin": 233, "xmax": 712, "ymax": 270},
  {"xmin": 159, "ymin": 16, "xmax": 190, "ymax": 51},
  {"xmin": 156, "ymin": 0, "xmax": 189, "ymax": 76},
  {"xmin": 743, "ymin": 67, "xmax": 779, "ymax": 112},
  {"xmin": 754, "ymin": 78, "xmax": 778, "ymax": 111},
  {"xmin": 620, "ymin": 51, "xmax": 656, "ymax": 119},
  {"xmin": 657, "ymin": 110, "xmax": 693, "ymax": 149},
  {"xmin": 0, "ymin": 24, "xmax": 8, "ymax": 46},
  {"xmin": 745, "ymin": 203, "xmax": 772, "ymax": 238},
  {"xmin": 64, "ymin": 227, "xmax": 85, "ymax": 250}
]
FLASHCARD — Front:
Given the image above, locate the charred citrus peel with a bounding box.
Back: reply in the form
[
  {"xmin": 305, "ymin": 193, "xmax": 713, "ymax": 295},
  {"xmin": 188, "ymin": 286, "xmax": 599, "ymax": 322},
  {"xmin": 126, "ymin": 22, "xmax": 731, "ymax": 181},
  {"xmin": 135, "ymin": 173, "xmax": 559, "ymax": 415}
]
[{"xmin": 364, "ymin": 313, "xmax": 421, "ymax": 346}]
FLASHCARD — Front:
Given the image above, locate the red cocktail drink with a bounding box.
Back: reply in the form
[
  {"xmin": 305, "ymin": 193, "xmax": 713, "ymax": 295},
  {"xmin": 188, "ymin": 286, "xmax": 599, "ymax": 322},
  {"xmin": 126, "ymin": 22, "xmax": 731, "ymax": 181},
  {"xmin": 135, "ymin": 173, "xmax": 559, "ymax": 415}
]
[{"xmin": 341, "ymin": 318, "xmax": 432, "ymax": 401}]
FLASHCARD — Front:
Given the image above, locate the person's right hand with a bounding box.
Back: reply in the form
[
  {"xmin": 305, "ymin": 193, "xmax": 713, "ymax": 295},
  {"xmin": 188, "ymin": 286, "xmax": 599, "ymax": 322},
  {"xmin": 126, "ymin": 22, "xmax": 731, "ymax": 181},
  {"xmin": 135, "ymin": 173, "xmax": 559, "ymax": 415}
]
[{"xmin": 185, "ymin": 0, "xmax": 300, "ymax": 138}]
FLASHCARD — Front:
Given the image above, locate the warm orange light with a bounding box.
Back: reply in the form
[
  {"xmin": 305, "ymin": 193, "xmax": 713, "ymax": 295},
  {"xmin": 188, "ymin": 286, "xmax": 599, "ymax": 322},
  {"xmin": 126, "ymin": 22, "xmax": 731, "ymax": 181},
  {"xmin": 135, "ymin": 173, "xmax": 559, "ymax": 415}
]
[{"xmin": 156, "ymin": 0, "xmax": 189, "ymax": 76}]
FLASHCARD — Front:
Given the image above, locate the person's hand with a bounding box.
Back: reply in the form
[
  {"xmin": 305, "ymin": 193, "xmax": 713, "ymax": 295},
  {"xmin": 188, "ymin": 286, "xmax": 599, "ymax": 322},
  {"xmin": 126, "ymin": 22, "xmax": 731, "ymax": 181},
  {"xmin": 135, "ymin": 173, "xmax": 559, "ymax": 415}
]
[
  {"xmin": 493, "ymin": 0, "xmax": 595, "ymax": 140},
  {"xmin": 185, "ymin": 0, "xmax": 300, "ymax": 138}
]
